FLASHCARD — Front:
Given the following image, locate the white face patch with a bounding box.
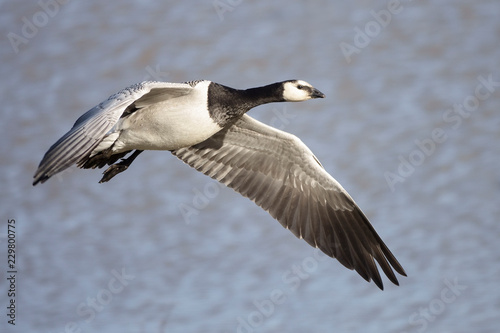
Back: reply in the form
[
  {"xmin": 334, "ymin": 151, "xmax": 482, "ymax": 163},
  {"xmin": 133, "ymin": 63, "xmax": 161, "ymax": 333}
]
[{"xmin": 282, "ymin": 80, "xmax": 314, "ymax": 102}]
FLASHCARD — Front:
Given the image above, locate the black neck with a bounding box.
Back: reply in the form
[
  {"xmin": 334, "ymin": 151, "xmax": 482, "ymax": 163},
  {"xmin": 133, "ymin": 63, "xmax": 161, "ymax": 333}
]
[
  {"xmin": 239, "ymin": 82, "xmax": 285, "ymax": 108},
  {"xmin": 207, "ymin": 82, "xmax": 285, "ymax": 126}
]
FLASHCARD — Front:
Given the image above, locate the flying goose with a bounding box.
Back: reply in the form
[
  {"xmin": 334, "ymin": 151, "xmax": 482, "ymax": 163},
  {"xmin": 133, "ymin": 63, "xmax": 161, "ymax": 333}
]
[{"xmin": 33, "ymin": 79, "xmax": 406, "ymax": 289}]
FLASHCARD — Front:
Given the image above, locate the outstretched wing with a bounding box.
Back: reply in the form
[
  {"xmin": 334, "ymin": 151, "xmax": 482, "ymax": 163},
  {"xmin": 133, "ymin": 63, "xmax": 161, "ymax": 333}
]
[
  {"xmin": 172, "ymin": 114, "xmax": 406, "ymax": 289},
  {"xmin": 33, "ymin": 81, "xmax": 197, "ymax": 185}
]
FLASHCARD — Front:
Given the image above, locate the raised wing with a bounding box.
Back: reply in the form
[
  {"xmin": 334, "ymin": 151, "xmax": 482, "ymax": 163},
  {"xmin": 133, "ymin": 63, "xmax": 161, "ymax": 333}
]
[
  {"xmin": 33, "ymin": 81, "xmax": 196, "ymax": 185},
  {"xmin": 172, "ymin": 114, "xmax": 406, "ymax": 289}
]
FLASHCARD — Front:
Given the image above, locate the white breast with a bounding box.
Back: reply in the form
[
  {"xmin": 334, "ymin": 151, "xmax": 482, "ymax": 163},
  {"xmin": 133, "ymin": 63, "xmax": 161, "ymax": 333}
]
[{"xmin": 111, "ymin": 81, "xmax": 223, "ymax": 153}]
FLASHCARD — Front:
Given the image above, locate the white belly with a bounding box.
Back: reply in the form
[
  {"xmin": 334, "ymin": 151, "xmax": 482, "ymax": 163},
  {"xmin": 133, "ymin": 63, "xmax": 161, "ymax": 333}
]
[{"xmin": 111, "ymin": 92, "xmax": 222, "ymax": 152}]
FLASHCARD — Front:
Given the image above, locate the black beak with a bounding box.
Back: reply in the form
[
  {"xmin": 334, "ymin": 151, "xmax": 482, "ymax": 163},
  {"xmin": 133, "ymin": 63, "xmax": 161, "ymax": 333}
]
[{"xmin": 311, "ymin": 88, "xmax": 325, "ymax": 99}]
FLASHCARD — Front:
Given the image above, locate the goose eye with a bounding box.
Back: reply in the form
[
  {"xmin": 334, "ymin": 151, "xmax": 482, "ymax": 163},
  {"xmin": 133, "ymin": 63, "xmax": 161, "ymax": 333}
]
[{"xmin": 297, "ymin": 85, "xmax": 304, "ymax": 90}]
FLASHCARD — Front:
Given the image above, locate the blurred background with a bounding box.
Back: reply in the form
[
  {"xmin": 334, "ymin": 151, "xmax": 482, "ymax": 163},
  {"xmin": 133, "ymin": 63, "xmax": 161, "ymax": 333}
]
[{"xmin": 1, "ymin": 1, "xmax": 499, "ymax": 332}]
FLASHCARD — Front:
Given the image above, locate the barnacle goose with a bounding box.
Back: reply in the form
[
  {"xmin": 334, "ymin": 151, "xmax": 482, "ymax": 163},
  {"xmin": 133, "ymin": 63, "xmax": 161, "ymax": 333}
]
[{"xmin": 33, "ymin": 79, "xmax": 406, "ymax": 289}]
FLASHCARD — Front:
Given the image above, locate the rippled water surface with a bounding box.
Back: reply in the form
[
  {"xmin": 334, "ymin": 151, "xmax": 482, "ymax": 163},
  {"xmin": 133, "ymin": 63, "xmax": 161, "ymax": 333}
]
[{"xmin": 1, "ymin": 1, "xmax": 499, "ymax": 332}]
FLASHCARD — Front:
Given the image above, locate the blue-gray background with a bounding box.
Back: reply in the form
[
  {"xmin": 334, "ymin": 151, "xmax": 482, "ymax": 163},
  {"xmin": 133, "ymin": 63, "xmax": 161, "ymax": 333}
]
[{"xmin": 1, "ymin": 1, "xmax": 499, "ymax": 332}]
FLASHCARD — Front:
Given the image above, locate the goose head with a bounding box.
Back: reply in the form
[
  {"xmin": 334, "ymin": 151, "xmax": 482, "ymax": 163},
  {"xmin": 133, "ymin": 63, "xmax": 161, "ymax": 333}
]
[{"xmin": 282, "ymin": 80, "xmax": 325, "ymax": 102}]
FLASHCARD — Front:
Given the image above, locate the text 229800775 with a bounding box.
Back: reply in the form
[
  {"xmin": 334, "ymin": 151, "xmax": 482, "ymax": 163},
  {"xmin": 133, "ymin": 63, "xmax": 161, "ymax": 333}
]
[{"xmin": 7, "ymin": 218, "xmax": 17, "ymax": 326}]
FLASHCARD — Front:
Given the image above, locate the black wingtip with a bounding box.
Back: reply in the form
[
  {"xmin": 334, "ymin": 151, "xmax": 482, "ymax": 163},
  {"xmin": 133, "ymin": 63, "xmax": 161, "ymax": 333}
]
[
  {"xmin": 32, "ymin": 174, "xmax": 47, "ymax": 186},
  {"xmin": 371, "ymin": 273, "xmax": 385, "ymax": 290}
]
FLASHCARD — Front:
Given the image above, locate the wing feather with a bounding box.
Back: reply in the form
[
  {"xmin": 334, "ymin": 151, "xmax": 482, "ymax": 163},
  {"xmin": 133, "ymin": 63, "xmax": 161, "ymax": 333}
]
[
  {"xmin": 172, "ymin": 114, "xmax": 406, "ymax": 289},
  {"xmin": 33, "ymin": 81, "xmax": 196, "ymax": 185}
]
